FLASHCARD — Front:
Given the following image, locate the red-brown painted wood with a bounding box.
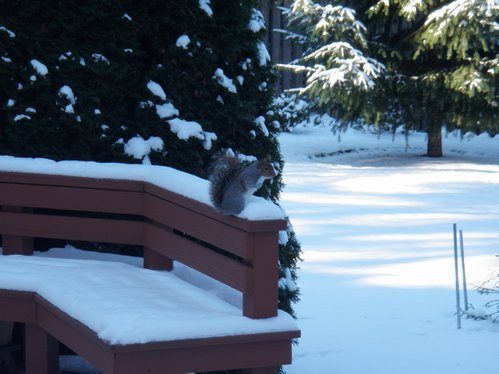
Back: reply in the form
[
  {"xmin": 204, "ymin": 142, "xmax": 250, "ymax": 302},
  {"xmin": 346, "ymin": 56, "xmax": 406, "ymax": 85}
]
[
  {"xmin": 0, "ymin": 291, "xmax": 300, "ymax": 374},
  {"xmin": 144, "ymin": 223, "xmax": 250, "ymax": 292},
  {"xmin": 0, "ymin": 172, "xmax": 297, "ymax": 373},
  {"xmin": 0, "ymin": 291, "xmax": 36, "ymax": 323},
  {"xmin": 25, "ymin": 323, "xmax": 58, "ymax": 374},
  {"xmin": 0, "ymin": 172, "xmax": 143, "ymax": 192},
  {"xmin": 0, "ymin": 211, "xmax": 143, "ymax": 245},
  {"xmin": 243, "ymin": 232, "xmax": 279, "ymax": 319},
  {"xmin": 145, "ymin": 183, "xmax": 287, "ymax": 233},
  {"xmin": 144, "ymin": 193, "xmax": 250, "ymax": 258},
  {"xmin": 0, "ymin": 182, "xmax": 143, "ymax": 215},
  {"xmin": 143, "ymin": 247, "xmax": 173, "ymax": 271},
  {"xmin": 1, "ymin": 206, "xmax": 33, "ymax": 255}
]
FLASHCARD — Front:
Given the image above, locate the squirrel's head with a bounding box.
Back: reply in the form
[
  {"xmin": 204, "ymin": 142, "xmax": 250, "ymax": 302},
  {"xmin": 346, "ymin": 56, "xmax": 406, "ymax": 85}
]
[{"xmin": 257, "ymin": 159, "xmax": 277, "ymax": 179}]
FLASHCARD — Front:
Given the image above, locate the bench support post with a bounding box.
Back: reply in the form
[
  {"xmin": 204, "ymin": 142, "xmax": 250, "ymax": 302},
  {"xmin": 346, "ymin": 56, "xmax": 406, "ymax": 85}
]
[
  {"xmin": 25, "ymin": 323, "xmax": 58, "ymax": 374},
  {"xmin": 143, "ymin": 247, "xmax": 173, "ymax": 271},
  {"xmin": 243, "ymin": 232, "xmax": 279, "ymax": 319},
  {"xmin": 1, "ymin": 207, "xmax": 33, "ymax": 256}
]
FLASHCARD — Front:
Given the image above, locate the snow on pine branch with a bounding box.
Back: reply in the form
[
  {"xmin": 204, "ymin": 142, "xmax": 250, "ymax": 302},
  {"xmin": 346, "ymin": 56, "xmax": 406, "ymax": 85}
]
[
  {"xmin": 124, "ymin": 136, "xmax": 164, "ymax": 165},
  {"xmin": 30, "ymin": 60, "xmax": 48, "ymax": 76},
  {"xmin": 168, "ymin": 118, "xmax": 217, "ymax": 150},
  {"xmin": 199, "ymin": 0, "xmax": 213, "ymax": 17},
  {"xmin": 0, "ymin": 25, "xmax": 15, "ymax": 38},
  {"xmin": 291, "ymin": 42, "xmax": 385, "ymax": 92},
  {"xmin": 425, "ymin": 0, "xmax": 497, "ymax": 26},
  {"xmin": 212, "ymin": 68, "xmax": 237, "ymax": 93},
  {"xmin": 280, "ymin": 0, "xmax": 383, "ymax": 97},
  {"xmin": 415, "ymin": 0, "xmax": 498, "ymax": 60},
  {"xmin": 286, "ymin": 1, "xmax": 368, "ymax": 50},
  {"xmin": 248, "ymin": 8, "xmax": 265, "ymax": 32}
]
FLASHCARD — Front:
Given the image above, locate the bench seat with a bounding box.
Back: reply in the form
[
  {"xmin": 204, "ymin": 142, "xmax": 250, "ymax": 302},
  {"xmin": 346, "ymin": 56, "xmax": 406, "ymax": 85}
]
[{"xmin": 0, "ymin": 252, "xmax": 298, "ymax": 345}]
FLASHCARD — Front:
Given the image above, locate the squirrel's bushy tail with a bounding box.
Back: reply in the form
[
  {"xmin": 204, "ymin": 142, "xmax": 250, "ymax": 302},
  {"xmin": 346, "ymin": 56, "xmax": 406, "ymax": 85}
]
[{"xmin": 208, "ymin": 150, "xmax": 242, "ymax": 209}]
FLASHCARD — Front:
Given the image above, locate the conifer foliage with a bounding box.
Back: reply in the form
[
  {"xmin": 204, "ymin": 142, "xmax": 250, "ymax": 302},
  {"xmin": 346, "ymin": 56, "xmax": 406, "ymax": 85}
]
[
  {"xmin": 281, "ymin": 0, "xmax": 498, "ymax": 157},
  {"xmin": 0, "ymin": 0, "xmax": 301, "ymax": 317}
]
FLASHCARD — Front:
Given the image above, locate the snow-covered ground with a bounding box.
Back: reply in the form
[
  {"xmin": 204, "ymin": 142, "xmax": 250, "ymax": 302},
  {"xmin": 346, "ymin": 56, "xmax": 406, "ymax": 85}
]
[{"xmin": 280, "ymin": 124, "xmax": 499, "ymax": 373}]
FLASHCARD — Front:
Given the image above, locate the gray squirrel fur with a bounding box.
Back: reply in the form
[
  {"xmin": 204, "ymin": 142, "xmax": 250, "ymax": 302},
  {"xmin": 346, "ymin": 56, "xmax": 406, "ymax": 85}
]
[{"xmin": 208, "ymin": 152, "xmax": 276, "ymax": 215}]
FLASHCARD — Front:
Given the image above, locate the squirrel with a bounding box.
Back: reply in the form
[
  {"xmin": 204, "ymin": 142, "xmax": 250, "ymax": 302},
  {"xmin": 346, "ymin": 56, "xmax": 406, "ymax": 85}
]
[{"xmin": 208, "ymin": 151, "xmax": 277, "ymax": 215}]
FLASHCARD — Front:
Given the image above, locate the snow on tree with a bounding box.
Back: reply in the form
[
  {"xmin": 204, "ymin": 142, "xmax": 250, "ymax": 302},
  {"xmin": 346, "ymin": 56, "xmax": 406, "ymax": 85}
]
[{"xmin": 280, "ymin": 0, "xmax": 498, "ymax": 157}]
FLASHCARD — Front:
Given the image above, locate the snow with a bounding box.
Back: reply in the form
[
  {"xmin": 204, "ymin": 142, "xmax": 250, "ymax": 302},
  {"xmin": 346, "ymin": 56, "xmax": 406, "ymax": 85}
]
[
  {"xmin": 0, "ymin": 25, "xmax": 15, "ymax": 38},
  {"xmin": 213, "ymin": 68, "xmax": 237, "ymax": 93},
  {"xmin": 59, "ymin": 85, "xmax": 76, "ymax": 104},
  {"xmin": 198, "ymin": 0, "xmax": 213, "ymax": 17},
  {"xmin": 30, "ymin": 59, "xmax": 48, "ymax": 76},
  {"xmin": 168, "ymin": 118, "xmax": 217, "ymax": 150},
  {"xmin": 122, "ymin": 13, "xmax": 132, "ymax": 21},
  {"xmin": 25, "ymin": 107, "xmax": 36, "ymax": 113},
  {"xmin": 0, "ymin": 156, "xmax": 283, "ymax": 220},
  {"xmin": 256, "ymin": 41, "xmax": 270, "ymax": 66},
  {"xmin": 240, "ymin": 58, "xmax": 251, "ymax": 70},
  {"xmin": 91, "ymin": 53, "xmax": 110, "ymax": 65},
  {"xmin": 168, "ymin": 118, "xmax": 204, "ymax": 140},
  {"xmin": 254, "ymin": 116, "xmax": 269, "ymax": 136},
  {"xmin": 13, "ymin": 114, "xmax": 31, "ymax": 122},
  {"xmin": 59, "ymin": 52, "xmax": 72, "ymax": 61},
  {"xmin": 0, "ymin": 249, "xmax": 297, "ymax": 345},
  {"xmin": 248, "ymin": 8, "xmax": 265, "ymax": 32},
  {"xmin": 146, "ymin": 80, "xmax": 167, "ymax": 100},
  {"xmin": 29, "ymin": 75, "xmax": 37, "ymax": 82},
  {"xmin": 6, "ymin": 99, "xmax": 14, "ymax": 107},
  {"xmin": 124, "ymin": 135, "xmax": 164, "ymax": 165},
  {"xmin": 155, "ymin": 102, "xmax": 179, "ymax": 119},
  {"xmin": 1, "ymin": 55, "xmax": 11, "ymax": 63},
  {"xmin": 175, "ymin": 35, "xmax": 190, "ymax": 49},
  {"xmin": 279, "ymin": 124, "xmax": 499, "ymax": 373},
  {"xmin": 58, "ymin": 85, "xmax": 76, "ymax": 114},
  {"xmin": 202, "ymin": 131, "xmax": 217, "ymax": 151},
  {"xmin": 60, "ymin": 355, "xmax": 99, "ymax": 374}
]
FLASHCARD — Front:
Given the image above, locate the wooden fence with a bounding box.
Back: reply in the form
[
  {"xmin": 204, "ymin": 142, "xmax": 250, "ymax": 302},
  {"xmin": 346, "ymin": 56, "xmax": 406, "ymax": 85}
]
[{"xmin": 260, "ymin": 0, "xmax": 305, "ymax": 92}]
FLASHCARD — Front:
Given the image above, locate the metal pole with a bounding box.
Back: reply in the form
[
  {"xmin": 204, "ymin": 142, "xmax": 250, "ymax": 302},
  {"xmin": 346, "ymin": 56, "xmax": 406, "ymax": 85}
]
[
  {"xmin": 453, "ymin": 223, "xmax": 461, "ymax": 329},
  {"xmin": 459, "ymin": 230, "xmax": 469, "ymax": 311}
]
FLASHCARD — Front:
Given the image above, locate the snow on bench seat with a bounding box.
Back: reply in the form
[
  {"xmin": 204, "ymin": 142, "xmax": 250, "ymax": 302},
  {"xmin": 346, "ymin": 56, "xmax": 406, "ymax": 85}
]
[
  {"xmin": 0, "ymin": 156, "xmax": 284, "ymax": 220},
  {"xmin": 0, "ymin": 250, "xmax": 297, "ymax": 345}
]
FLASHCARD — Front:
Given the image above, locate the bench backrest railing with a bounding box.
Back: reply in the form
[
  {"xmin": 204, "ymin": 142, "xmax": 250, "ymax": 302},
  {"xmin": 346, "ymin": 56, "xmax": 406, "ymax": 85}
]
[{"xmin": 0, "ymin": 172, "xmax": 287, "ymax": 319}]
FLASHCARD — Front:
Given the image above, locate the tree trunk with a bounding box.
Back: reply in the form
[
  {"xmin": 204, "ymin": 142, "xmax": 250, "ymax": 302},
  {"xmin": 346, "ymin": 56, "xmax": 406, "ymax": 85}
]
[{"xmin": 427, "ymin": 122, "xmax": 443, "ymax": 157}]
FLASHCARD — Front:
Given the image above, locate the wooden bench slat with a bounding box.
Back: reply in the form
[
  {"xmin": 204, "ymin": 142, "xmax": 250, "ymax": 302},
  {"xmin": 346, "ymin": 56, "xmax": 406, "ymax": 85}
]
[
  {"xmin": 0, "ymin": 290, "xmax": 299, "ymax": 374},
  {"xmin": 144, "ymin": 193, "xmax": 250, "ymax": 259},
  {"xmin": 0, "ymin": 172, "xmax": 144, "ymax": 192},
  {"xmin": 0, "ymin": 212, "xmax": 143, "ymax": 245},
  {"xmin": 145, "ymin": 183, "xmax": 287, "ymax": 233},
  {"xmin": 0, "ymin": 182, "xmax": 143, "ymax": 215},
  {"xmin": 144, "ymin": 223, "xmax": 250, "ymax": 292}
]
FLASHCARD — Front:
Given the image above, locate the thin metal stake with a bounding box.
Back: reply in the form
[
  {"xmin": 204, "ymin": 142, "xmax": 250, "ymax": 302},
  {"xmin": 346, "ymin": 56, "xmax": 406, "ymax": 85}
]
[
  {"xmin": 453, "ymin": 223, "xmax": 461, "ymax": 329},
  {"xmin": 459, "ymin": 230, "xmax": 469, "ymax": 311}
]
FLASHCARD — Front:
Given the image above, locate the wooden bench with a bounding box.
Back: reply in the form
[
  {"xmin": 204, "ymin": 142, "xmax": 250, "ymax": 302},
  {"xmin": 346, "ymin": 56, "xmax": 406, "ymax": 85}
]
[{"xmin": 0, "ymin": 166, "xmax": 300, "ymax": 374}]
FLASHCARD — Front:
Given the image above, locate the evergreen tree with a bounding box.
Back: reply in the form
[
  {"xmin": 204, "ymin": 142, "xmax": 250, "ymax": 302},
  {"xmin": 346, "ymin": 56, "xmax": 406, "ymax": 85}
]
[
  {"xmin": 280, "ymin": 0, "xmax": 498, "ymax": 157},
  {"xmin": 0, "ymin": 0, "xmax": 301, "ymax": 317}
]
